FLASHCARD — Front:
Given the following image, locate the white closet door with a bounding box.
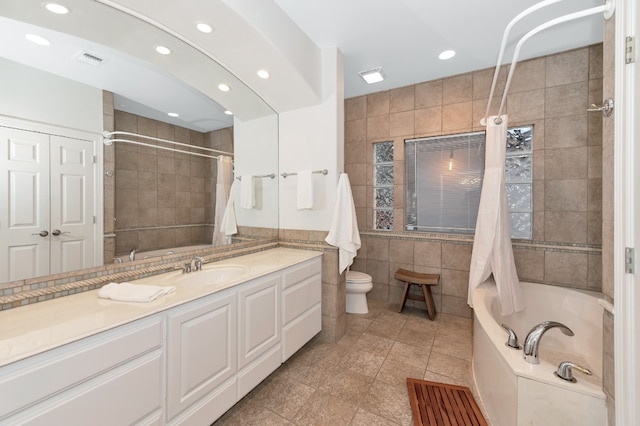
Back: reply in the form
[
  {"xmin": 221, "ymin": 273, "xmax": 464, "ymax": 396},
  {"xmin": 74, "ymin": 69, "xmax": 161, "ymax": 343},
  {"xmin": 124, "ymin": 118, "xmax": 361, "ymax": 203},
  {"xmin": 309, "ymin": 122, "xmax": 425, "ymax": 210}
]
[
  {"xmin": 49, "ymin": 135, "xmax": 95, "ymax": 275},
  {"xmin": 0, "ymin": 126, "xmax": 50, "ymax": 282}
]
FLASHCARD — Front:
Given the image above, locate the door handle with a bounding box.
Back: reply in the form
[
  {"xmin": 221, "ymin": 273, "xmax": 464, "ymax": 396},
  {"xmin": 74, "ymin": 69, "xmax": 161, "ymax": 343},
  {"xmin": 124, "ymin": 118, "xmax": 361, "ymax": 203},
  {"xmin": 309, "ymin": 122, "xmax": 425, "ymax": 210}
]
[
  {"xmin": 32, "ymin": 230, "xmax": 49, "ymax": 237},
  {"xmin": 52, "ymin": 229, "xmax": 71, "ymax": 236}
]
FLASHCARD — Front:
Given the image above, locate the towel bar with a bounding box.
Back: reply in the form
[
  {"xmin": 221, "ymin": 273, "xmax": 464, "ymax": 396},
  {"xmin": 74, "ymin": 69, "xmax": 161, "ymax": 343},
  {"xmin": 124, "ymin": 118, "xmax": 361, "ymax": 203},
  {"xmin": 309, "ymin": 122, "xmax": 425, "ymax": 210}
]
[
  {"xmin": 235, "ymin": 173, "xmax": 275, "ymax": 180},
  {"xmin": 281, "ymin": 169, "xmax": 328, "ymax": 178}
]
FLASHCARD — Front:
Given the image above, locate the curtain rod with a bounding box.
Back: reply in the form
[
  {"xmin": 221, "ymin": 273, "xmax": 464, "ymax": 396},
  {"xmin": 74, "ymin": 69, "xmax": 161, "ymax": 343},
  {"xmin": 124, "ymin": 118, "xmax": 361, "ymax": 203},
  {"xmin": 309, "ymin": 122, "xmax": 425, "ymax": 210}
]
[
  {"xmin": 481, "ymin": 0, "xmax": 614, "ymax": 126},
  {"xmin": 104, "ymin": 138, "xmax": 223, "ymax": 160},
  {"xmin": 102, "ymin": 130, "xmax": 233, "ymax": 156}
]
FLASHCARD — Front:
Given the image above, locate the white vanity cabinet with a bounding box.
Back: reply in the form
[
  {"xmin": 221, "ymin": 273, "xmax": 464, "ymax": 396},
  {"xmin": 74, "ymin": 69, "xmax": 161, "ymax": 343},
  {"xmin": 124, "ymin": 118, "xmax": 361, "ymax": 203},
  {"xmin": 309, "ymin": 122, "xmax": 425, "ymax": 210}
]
[
  {"xmin": 0, "ymin": 250, "xmax": 323, "ymax": 426},
  {"xmin": 165, "ymin": 288, "xmax": 237, "ymax": 425},
  {"xmin": 0, "ymin": 316, "xmax": 164, "ymax": 425}
]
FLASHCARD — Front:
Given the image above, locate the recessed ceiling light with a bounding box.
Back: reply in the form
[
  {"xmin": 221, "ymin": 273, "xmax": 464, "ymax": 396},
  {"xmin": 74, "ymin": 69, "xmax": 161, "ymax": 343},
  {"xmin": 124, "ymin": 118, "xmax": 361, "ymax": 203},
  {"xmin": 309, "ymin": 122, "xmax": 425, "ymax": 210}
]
[
  {"xmin": 25, "ymin": 34, "xmax": 50, "ymax": 46},
  {"xmin": 195, "ymin": 22, "xmax": 213, "ymax": 33},
  {"xmin": 438, "ymin": 50, "xmax": 456, "ymax": 60},
  {"xmin": 218, "ymin": 83, "xmax": 230, "ymax": 92},
  {"xmin": 167, "ymin": 112, "xmax": 179, "ymax": 117},
  {"xmin": 224, "ymin": 110, "xmax": 233, "ymax": 115},
  {"xmin": 257, "ymin": 69, "xmax": 270, "ymax": 79},
  {"xmin": 155, "ymin": 45, "xmax": 171, "ymax": 55},
  {"xmin": 44, "ymin": 3, "xmax": 70, "ymax": 14},
  {"xmin": 358, "ymin": 67, "xmax": 384, "ymax": 84}
]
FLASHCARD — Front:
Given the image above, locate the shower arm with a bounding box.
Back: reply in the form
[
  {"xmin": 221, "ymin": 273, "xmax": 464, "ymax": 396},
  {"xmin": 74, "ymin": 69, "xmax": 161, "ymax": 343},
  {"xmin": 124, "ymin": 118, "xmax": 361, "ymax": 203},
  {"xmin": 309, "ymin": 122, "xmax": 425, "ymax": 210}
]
[{"xmin": 482, "ymin": 0, "xmax": 615, "ymax": 126}]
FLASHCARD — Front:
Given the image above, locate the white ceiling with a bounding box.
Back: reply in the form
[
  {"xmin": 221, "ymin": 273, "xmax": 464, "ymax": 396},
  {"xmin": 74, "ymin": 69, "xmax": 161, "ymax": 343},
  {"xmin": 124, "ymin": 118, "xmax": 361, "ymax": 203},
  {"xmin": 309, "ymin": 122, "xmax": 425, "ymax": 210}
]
[
  {"xmin": 275, "ymin": 0, "xmax": 605, "ymax": 98},
  {"xmin": 0, "ymin": 0, "xmax": 605, "ymax": 131}
]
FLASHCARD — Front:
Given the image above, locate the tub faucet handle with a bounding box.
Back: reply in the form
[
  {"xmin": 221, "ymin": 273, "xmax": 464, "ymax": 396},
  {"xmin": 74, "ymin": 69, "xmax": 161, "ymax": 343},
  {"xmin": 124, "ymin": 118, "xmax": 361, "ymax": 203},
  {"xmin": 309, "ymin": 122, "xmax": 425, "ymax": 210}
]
[
  {"xmin": 554, "ymin": 361, "xmax": 592, "ymax": 383},
  {"xmin": 500, "ymin": 324, "xmax": 521, "ymax": 349}
]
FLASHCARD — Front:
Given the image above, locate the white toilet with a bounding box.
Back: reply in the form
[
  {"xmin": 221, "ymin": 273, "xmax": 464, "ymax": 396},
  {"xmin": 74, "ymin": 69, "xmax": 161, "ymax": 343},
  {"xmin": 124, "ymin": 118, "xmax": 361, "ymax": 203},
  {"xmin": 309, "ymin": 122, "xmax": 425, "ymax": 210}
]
[{"xmin": 345, "ymin": 271, "xmax": 373, "ymax": 314}]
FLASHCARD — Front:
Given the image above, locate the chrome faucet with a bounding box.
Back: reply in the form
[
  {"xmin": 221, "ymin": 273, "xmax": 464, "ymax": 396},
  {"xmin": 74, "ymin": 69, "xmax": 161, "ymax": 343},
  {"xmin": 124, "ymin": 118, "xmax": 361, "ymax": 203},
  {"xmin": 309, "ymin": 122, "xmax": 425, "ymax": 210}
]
[
  {"xmin": 129, "ymin": 248, "xmax": 136, "ymax": 261},
  {"xmin": 523, "ymin": 321, "xmax": 574, "ymax": 364},
  {"xmin": 193, "ymin": 256, "xmax": 206, "ymax": 271},
  {"xmin": 181, "ymin": 256, "xmax": 207, "ymax": 274}
]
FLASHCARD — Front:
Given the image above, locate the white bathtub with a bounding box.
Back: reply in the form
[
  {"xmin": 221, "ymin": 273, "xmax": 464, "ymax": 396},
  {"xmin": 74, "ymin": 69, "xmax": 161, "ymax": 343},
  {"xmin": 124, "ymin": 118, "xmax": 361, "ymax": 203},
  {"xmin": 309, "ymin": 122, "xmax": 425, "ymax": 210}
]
[
  {"xmin": 472, "ymin": 280, "xmax": 606, "ymax": 426},
  {"xmin": 113, "ymin": 244, "xmax": 212, "ymax": 263}
]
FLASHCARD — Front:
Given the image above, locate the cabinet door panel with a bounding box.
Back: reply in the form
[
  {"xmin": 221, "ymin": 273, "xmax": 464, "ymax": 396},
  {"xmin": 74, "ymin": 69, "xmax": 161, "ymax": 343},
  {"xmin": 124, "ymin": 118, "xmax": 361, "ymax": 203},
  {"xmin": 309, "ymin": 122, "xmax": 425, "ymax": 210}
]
[
  {"xmin": 0, "ymin": 126, "xmax": 50, "ymax": 282},
  {"xmin": 49, "ymin": 135, "xmax": 95, "ymax": 274},
  {"xmin": 238, "ymin": 274, "xmax": 281, "ymax": 369},
  {"xmin": 166, "ymin": 290, "xmax": 237, "ymax": 421}
]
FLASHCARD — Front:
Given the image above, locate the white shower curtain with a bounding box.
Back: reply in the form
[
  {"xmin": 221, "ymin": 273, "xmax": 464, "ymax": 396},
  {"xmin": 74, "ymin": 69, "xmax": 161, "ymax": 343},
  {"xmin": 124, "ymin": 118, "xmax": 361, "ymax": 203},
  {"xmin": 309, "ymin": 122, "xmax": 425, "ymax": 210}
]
[
  {"xmin": 468, "ymin": 114, "xmax": 525, "ymax": 315},
  {"xmin": 212, "ymin": 155, "xmax": 234, "ymax": 246}
]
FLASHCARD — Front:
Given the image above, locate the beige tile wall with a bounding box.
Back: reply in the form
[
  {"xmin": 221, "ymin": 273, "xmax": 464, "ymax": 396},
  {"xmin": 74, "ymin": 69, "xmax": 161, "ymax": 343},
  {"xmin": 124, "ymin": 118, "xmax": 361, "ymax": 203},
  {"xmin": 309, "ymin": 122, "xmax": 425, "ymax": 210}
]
[
  {"xmin": 346, "ymin": 45, "xmax": 604, "ymax": 318},
  {"xmin": 112, "ymin": 110, "xmax": 233, "ymax": 256}
]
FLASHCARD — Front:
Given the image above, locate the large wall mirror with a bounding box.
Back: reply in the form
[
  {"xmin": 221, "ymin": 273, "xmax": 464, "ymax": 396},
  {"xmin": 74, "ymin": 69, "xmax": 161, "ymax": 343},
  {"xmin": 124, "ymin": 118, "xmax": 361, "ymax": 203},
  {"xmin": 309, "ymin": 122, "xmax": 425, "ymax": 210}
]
[{"xmin": 0, "ymin": 0, "xmax": 279, "ymax": 284}]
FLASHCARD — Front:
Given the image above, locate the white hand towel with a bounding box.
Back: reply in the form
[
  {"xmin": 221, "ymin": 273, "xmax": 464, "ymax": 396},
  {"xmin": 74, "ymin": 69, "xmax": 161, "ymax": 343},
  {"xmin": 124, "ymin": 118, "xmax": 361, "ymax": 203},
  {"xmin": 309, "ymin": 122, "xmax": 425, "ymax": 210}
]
[
  {"xmin": 325, "ymin": 173, "xmax": 361, "ymax": 273},
  {"xmin": 240, "ymin": 175, "xmax": 255, "ymax": 209},
  {"xmin": 98, "ymin": 282, "xmax": 175, "ymax": 303},
  {"xmin": 220, "ymin": 180, "xmax": 238, "ymax": 236},
  {"xmin": 297, "ymin": 170, "xmax": 314, "ymax": 210}
]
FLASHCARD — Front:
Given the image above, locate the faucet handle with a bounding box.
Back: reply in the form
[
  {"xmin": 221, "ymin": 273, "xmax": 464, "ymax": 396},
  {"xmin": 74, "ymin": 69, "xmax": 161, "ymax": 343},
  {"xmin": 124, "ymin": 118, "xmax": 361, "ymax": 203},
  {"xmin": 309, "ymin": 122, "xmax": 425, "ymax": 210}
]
[
  {"xmin": 554, "ymin": 361, "xmax": 592, "ymax": 383},
  {"xmin": 501, "ymin": 324, "xmax": 521, "ymax": 349}
]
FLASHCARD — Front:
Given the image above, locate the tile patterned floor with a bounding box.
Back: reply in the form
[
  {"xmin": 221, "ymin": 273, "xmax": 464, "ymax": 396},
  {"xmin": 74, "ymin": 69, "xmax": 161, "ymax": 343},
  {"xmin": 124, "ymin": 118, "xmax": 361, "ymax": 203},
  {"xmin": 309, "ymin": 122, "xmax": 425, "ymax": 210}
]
[{"xmin": 214, "ymin": 301, "xmax": 483, "ymax": 426}]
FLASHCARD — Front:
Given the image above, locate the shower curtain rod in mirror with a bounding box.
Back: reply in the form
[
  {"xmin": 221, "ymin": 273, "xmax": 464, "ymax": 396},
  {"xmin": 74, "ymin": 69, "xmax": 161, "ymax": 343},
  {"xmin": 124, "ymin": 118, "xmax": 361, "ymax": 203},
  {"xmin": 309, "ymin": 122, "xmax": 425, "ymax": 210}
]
[{"xmin": 102, "ymin": 130, "xmax": 234, "ymax": 159}]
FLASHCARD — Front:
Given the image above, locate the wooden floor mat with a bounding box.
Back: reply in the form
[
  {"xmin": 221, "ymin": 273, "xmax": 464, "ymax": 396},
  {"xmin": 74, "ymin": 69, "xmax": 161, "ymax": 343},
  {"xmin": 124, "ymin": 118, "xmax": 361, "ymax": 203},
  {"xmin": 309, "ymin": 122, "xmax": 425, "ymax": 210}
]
[{"xmin": 406, "ymin": 378, "xmax": 487, "ymax": 426}]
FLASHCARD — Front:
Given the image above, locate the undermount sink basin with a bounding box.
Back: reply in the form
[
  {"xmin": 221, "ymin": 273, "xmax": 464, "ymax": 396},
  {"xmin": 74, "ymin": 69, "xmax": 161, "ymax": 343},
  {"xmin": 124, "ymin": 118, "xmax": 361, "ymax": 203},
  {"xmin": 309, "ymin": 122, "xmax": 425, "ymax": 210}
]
[{"xmin": 174, "ymin": 265, "xmax": 247, "ymax": 286}]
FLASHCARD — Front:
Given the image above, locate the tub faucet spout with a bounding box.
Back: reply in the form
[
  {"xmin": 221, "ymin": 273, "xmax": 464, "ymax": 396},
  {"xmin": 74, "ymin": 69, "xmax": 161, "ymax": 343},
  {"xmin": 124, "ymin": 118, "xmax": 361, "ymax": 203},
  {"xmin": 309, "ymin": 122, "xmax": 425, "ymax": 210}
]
[{"xmin": 523, "ymin": 321, "xmax": 574, "ymax": 364}]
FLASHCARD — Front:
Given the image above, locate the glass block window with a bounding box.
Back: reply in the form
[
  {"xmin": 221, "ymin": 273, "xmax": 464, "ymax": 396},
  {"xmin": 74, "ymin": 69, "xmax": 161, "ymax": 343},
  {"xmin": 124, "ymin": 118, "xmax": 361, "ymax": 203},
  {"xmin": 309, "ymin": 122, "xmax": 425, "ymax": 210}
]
[
  {"xmin": 405, "ymin": 125, "xmax": 533, "ymax": 238},
  {"xmin": 505, "ymin": 125, "xmax": 533, "ymax": 239},
  {"xmin": 374, "ymin": 141, "xmax": 394, "ymax": 230}
]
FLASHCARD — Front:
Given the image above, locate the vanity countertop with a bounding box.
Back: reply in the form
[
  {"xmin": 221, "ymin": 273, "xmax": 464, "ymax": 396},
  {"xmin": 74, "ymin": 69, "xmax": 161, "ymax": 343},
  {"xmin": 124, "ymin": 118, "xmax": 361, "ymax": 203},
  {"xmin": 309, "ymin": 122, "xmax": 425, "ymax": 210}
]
[{"xmin": 0, "ymin": 248, "xmax": 322, "ymax": 368}]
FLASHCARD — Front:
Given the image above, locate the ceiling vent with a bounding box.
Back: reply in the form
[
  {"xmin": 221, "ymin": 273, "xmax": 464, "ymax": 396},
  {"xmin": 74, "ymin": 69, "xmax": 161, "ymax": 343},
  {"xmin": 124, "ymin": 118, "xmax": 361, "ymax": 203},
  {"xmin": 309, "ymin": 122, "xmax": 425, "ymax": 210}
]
[{"xmin": 73, "ymin": 51, "xmax": 106, "ymax": 67}]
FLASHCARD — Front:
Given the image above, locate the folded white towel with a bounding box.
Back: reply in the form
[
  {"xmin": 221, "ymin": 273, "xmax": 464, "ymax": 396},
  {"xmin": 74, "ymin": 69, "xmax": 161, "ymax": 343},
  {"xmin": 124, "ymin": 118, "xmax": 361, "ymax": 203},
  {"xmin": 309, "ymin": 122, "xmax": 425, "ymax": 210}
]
[
  {"xmin": 297, "ymin": 170, "xmax": 314, "ymax": 210},
  {"xmin": 220, "ymin": 180, "xmax": 238, "ymax": 237},
  {"xmin": 98, "ymin": 282, "xmax": 175, "ymax": 303},
  {"xmin": 325, "ymin": 173, "xmax": 361, "ymax": 273},
  {"xmin": 240, "ymin": 175, "xmax": 255, "ymax": 209}
]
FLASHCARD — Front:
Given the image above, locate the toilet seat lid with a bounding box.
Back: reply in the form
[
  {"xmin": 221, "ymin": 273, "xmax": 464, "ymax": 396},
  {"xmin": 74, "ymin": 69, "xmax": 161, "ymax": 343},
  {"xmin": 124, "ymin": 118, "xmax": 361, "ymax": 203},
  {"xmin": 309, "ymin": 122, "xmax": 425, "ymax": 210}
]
[{"xmin": 346, "ymin": 271, "xmax": 372, "ymax": 283}]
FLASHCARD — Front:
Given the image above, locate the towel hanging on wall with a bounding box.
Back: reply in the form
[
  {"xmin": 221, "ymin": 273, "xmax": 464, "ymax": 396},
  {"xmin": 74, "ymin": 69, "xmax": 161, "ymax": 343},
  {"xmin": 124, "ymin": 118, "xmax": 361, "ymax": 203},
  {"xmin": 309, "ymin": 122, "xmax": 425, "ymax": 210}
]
[
  {"xmin": 325, "ymin": 173, "xmax": 361, "ymax": 273},
  {"xmin": 212, "ymin": 155, "xmax": 234, "ymax": 245},
  {"xmin": 240, "ymin": 175, "xmax": 255, "ymax": 209},
  {"xmin": 220, "ymin": 180, "xmax": 239, "ymax": 238},
  {"xmin": 297, "ymin": 170, "xmax": 314, "ymax": 210}
]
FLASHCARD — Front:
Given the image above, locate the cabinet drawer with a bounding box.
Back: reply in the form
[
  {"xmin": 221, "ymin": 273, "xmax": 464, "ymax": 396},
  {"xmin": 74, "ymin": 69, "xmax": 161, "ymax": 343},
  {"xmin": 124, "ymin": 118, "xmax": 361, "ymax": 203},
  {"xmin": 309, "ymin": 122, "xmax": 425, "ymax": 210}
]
[
  {"xmin": 237, "ymin": 344, "xmax": 282, "ymax": 399},
  {"xmin": 282, "ymin": 304, "xmax": 321, "ymax": 361},
  {"xmin": 11, "ymin": 350, "xmax": 163, "ymax": 426},
  {"xmin": 282, "ymin": 257, "xmax": 321, "ymax": 289},
  {"xmin": 282, "ymin": 274, "xmax": 321, "ymax": 325},
  {"xmin": 0, "ymin": 316, "xmax": 162, "ymax": 419}
]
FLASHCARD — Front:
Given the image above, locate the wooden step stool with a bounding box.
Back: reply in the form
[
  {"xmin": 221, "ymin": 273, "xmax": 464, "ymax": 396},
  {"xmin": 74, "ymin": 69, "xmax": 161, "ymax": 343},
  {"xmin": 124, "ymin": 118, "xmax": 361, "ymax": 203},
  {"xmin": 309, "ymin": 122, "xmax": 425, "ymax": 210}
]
[{"xmin": 395, "ymin": 268, "xmax": 440, "ymax": 320}]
